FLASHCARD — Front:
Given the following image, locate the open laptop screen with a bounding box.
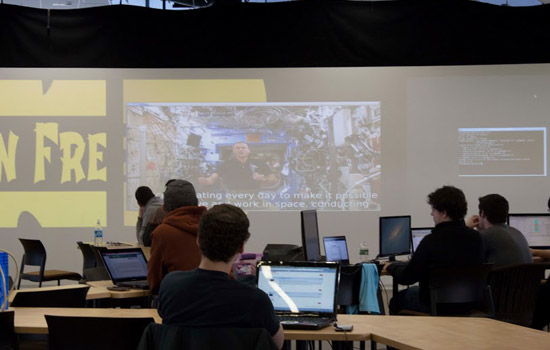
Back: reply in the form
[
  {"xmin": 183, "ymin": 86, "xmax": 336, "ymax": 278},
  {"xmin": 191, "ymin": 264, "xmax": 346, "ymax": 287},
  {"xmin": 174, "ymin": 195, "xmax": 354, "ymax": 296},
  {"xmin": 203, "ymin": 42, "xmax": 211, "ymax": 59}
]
[
  {"xmin": 323, "ymin": 236, "xmax": 349, "ymax": 263},
  {"xmin": 101, "ymin": 249, "xmax": 148, "ymax": 282},
  {"xmin": 508, "ymin": 213, "xmax": 550, "ymax": 248},
  {"xmin": 257, "ymin": 262, "xmax": 338, "ymax": 314},
  {"xmin": 411, "ymin": 227, "xmax": 432, "ymax": 253}
]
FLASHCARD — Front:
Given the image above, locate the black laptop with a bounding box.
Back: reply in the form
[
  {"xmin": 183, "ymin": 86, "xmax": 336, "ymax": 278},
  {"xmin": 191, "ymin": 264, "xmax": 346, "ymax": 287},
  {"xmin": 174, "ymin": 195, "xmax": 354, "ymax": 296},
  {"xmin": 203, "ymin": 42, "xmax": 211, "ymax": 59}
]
[
  {"xmin": 411, "ymin": 227, "xmax": 432, "ymax": 255},
  {"xmin": 100, "ymin": 248, "xmax": 150, "ymax": 289},
  {"xmin": 323, "ymin": 236, "xmax": 350, "ymax": 265},
  {"xmin": 256, "ymin": 261, "xmax": 340, "ymax": 330}
]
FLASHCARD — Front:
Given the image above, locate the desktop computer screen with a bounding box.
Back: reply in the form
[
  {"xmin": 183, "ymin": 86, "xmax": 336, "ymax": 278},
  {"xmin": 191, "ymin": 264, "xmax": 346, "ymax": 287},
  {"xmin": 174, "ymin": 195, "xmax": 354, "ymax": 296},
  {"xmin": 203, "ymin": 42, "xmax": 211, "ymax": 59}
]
[
  {"xmin": 508, "ymin": 213, "xmax": 550, "ymax": 248},
  {"xmin": 379, "ymin": 215, "xmax": 411, "ymax": 260},
  {"xmin": 301, "ymin": 209, "xmax": 321, "ymax": 261}
]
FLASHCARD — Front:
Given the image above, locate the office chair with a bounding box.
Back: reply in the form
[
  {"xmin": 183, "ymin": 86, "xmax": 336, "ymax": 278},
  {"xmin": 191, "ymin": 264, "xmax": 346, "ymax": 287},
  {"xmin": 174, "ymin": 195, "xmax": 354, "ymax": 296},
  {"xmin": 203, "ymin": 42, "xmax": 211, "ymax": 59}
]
[
  {"xmin": 17, "ymin": 238, "xmax": 82, "ymax": 288},
  {"xmin": 399, "ymin": 264, "xmax": 494, "ymax": 317},
  {"xmin": 11, "ymin": 285, "xmax": 89, "ymax": 307},
  {"xmin": 0, "ymin": 311, "xmax": 17, "ymax": 350},
  {"xmin": 46, "ymin": 315, "xmax": 154, "ymax": 350},
  {"xmin": 428, "ymin": 264, "xmax": 494, "ymax": 316},
  {"xmin": 77, "ymin": 241, "xmax": 110, "ymax": 282},
  {"xmin": 488, "ymin": 262, "xmax": 550, "ymax": 327},
  {"xmin": 77, "ymin": 241, "xmax": 97, "ymax": 272},
  {"xmin": 137, "ymin": 323, "xmax": 278, "ymax": 350}
]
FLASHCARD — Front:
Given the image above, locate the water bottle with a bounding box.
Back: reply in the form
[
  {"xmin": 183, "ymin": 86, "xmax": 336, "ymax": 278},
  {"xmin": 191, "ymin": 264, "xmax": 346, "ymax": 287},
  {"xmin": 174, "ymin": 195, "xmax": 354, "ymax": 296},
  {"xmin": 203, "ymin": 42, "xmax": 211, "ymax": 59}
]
[
  {"xmin": 359, "ymin": 242, "xmax": 369, "ymax": 263},
  {"xmin": 94, "ymin": 219, "xmax": 103, "ymax": 246}
]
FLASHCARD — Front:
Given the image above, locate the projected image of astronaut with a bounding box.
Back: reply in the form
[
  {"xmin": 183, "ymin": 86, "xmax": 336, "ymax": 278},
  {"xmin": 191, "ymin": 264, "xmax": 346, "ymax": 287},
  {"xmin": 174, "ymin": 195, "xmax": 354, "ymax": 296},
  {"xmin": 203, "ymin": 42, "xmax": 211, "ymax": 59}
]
[{"xmin": 198, "ymin": 142, "xmax": 279, "ymax": 191}]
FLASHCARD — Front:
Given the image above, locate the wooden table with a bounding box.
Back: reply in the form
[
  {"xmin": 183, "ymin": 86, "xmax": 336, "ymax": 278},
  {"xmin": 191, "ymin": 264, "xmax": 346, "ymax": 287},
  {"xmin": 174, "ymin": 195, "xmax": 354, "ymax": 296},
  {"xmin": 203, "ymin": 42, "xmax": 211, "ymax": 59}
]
[
  {"xmin": 12, "ymin": 310, "xmax": 550, "ymax": 349},
  {"xmin": 86, "ymin": 280, "xmax": 151, "ymax": 299}
]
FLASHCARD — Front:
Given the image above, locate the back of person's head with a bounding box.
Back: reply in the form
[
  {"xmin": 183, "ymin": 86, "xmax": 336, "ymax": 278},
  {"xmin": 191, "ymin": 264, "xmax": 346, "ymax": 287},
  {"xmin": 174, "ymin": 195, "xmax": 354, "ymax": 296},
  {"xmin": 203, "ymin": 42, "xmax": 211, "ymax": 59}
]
[
  {"xmin": 478, "ymin": 194, "xmax": 509, "ymax": 224},
  {"xmin": 427, "ymin": 185, "xmax": 467, "ymax": 221},
  {"xmin": 163, "ymin": 179, "xmax": 198, "ymax": 212},
  {"xmin": 135, "ymin": 186, "xmax": 155, "ymax": 207},
  {"xmin": 198, "ymin": 204, "xmax": 251, "ymax": 263}
]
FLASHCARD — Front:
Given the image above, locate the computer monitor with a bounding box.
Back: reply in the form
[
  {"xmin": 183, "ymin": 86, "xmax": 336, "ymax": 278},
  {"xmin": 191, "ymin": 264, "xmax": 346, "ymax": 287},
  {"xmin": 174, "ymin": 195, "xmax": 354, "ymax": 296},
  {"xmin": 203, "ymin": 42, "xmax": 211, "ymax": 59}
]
[
  {"xmin": 508, "ymin": 213, "xmax": 550, "ymax": 248},
  {"xmin": 301, "ymin": 209, "xmax": 321, "ymax": 261},
  {"xmin": 411, "ymin": 227, "xmax": 432, "ymax": 254},
  {"xmin": 379, "ymin": 215, "xmax": 411, "ymax": 261}
]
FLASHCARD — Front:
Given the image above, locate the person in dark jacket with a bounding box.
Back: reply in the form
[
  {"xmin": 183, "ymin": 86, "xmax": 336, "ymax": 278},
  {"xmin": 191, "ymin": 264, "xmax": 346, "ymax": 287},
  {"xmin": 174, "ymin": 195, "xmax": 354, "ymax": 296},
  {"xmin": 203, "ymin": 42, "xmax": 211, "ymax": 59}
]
[
  {"xmin": 147, "ymin": 179, "xmax": 206, "ymax": 293},
  {"xmin": 383, "ymin": 185, "xmax": 486, "ymax": 314},
  {"xmin": 158, "ymin": 204, "xmax": 284, "ymax": 349}
]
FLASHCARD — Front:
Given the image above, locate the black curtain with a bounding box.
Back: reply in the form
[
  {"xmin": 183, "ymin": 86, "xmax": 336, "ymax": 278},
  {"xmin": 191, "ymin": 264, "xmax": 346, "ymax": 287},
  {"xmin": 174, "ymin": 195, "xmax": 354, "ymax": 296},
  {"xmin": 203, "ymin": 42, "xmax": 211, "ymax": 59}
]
[{"xmin": 1, "ymin": 0, "xmax": 550, "ymax": 68}]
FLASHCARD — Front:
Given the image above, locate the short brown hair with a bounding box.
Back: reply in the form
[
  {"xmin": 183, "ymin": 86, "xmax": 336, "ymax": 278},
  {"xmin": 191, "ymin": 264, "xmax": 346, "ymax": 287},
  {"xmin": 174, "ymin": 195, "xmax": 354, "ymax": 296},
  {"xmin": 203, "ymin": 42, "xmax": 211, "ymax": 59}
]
[{"xmin": 198, "ymin": 204, "xmax": 251, "ymax": 263}]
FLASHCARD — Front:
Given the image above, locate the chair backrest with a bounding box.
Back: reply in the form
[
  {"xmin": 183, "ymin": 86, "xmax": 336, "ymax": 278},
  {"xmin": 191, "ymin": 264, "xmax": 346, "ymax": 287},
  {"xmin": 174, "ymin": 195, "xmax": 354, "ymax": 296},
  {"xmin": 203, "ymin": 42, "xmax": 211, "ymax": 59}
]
[
  {"xmin": 338, "ymin": 265, "xmax": 362, "ymax": 307},
  {"xmin": 488, "ymin": 262, "xmax": 550, "ymax": 327},
  {"xmin": 83, "ymin": 267, "xmax": 110, "ymax": 282},
  {"xmin": 11, "ymin": 285, "xmax": 90, "ymax": 308},
  {"xmin": 89, "ymin": 245, "xmax": 107, "ymax": 268},
  {"xmin": 77, "ymin": 241, "xmax": 97, "ymax": 272},
  {"xmin": 46, "ymin": 315, "xmax": 155, "ymax": 350},
  {"xmin": 429, "ymin": 264, "xmax": 494, "ymax": 316},
  {"xmin": 18, "ymin": 238, "xmax": 47, "ymax": 267},
  {"xmin": 0, "ymin": 311, "xmax": 17, "ymax": 350},
  {"xmin": 137, "ymin": 323, "xmax": 278, "ymax": 350}
]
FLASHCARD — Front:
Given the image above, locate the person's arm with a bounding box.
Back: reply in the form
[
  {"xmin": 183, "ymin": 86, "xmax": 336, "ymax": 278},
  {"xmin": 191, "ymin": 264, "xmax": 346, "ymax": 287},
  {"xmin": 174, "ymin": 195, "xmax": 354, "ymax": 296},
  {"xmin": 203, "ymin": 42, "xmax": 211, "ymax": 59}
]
[
  {"xmin": 272, "ymin": 324, "xmax": 284, "ymax": 350},
  {"xmin": 147, "ymin": 228, "xmax": 164, "ymax": 293},
  {"xmin": 387, "ymin": 239, "xmax": 431, "ymax": 286},
  {"xmin": 198, "ymin": 173, "xmax": 219, "ymax": 185},
  {"xmin": 531, "ymin": 248, "xmax": 550, "ymax": 261},
  {"xmin": 138, "ymin": 206, "xmax": 156, "ymax": 244},
  {"xmin": 136, "ymin": 206, "xmax": 144, "ymax": 241}
]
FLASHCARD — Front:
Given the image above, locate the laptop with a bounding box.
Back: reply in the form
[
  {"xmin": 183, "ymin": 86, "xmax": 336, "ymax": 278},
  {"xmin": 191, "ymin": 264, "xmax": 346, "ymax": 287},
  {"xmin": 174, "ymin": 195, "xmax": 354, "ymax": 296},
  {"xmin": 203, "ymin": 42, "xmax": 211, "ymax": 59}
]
[
  {"xmin": 100, "ymin": 248, "xmax": 150, "ymax": 289},
  {"xmin": 256, "ymin": 261, "xmax": 340, "ymax": 330},
  {"xmin": 411, "ymin": 227, "xmax": 432, "ymax": 254},
  {"xmin": 323, "ymin": 236, "xmax": 350, "ymax": 265}
]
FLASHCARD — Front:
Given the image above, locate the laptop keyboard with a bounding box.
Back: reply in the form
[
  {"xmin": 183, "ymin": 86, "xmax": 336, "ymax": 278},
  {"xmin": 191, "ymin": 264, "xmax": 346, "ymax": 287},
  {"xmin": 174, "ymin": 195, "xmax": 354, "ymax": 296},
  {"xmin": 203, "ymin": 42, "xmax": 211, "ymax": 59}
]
[{"xmin": 278, "ymin": 315, "xmax": 331, "ymax": 323}]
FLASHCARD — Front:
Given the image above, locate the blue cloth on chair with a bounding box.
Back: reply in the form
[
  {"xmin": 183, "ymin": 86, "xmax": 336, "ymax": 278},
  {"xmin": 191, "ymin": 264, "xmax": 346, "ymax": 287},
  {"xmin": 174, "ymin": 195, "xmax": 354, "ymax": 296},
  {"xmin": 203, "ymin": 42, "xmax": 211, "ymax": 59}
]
[{"xmin": 345, "ymin": 263, "xmax": 380, "ymax": 314}]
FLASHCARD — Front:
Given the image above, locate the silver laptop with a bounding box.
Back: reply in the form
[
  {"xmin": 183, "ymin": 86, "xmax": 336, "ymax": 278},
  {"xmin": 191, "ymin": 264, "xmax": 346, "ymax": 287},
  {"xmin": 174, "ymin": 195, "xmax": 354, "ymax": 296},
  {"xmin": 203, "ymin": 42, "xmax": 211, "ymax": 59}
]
[
  {"xmin": 411, "ymin": 227, "xmax": 432, "ymax": 254},
  {"xmin": 323, "ymin": 236, "xmax": 350, "ymax": 265},
  {"xmin": 100, "ymin": 248, "xmax": 150, "ymax": 289},
  {"xmin": 256, "ymin": 261, "xmax": 340, "ymax": 330}
]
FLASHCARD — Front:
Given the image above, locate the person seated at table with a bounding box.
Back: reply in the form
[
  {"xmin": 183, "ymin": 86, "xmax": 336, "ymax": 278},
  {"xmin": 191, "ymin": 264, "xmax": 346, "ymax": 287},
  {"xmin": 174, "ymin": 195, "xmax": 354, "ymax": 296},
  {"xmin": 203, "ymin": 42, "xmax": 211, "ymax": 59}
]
[
  {"xmin": 147, "ymin": 180, "xmax": 206, "ymax": 293},
  {"xmin": 142, "ymin": 206, "xmax": 167, "ymax": 247},
  {"xmin": 466, "ymin": 194, "xmax": 532, "ymax": 266},
  {"xmin": 158, "ymin": 204, "xmax": 284, "ymax": 349},
  {"xmin": 383, "ymin": 185, "xmax": 486, "ymax": 315},
  {"xmin": 135, "ymin": 186, "xmax": 163, "ymax": 244}
]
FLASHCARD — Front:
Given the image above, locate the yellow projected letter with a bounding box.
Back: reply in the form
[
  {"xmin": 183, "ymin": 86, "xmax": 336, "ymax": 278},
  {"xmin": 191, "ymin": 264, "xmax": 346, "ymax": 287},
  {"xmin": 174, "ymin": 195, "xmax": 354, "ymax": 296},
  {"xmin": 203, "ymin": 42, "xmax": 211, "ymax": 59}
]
[
  {"xmin": 34, "ymin": 122, "xmax": 59, "ymax": 183},
  {"xmin": 60, "ymin": 131, "xmax": 86, "ymax": 184},
  {"xmin": 88, "ymin": 133, "xmax": 107, "ymax": 182},
  {"xmin": 0, "ymin": 131, "xmax": 18, "ymax": 182},
  {"xmin": 0, "ymin": 80, "xmax": 106, "ymax": 117}
]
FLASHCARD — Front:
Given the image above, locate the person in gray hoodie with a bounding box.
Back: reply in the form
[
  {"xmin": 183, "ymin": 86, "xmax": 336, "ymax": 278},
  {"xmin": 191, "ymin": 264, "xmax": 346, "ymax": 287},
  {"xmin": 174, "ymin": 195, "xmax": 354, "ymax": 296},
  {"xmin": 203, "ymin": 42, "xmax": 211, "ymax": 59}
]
[{"xmin": 135, "ymin": 186, "xmax": 163, "ymax": 244}]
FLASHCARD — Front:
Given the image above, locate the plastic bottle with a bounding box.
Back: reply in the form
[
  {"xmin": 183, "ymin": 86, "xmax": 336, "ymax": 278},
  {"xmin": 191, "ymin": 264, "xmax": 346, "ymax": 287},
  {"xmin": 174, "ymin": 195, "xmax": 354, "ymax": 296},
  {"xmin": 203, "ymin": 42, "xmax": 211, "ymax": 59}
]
[
  {"xmin": 94, "ymin": 219, "xmax": 103, "ymax": 246},
  {"xmin": 359, "ymin": 242, "xmax": 369, "ymax": 263}
]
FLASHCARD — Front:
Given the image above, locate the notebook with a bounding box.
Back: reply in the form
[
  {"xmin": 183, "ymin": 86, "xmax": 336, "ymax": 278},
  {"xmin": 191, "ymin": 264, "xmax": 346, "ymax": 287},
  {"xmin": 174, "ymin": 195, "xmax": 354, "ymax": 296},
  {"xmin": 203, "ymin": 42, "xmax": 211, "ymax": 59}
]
[
  {"xmin": 100, "ymin": 248, "xmax": 150, "ymax": 289},
  {"xmin": 411, "ymin": 227, "xmax": 432, "ymax": 254},
  {"xmin": 256, "ymin": 261, "xmax": 340, "ymax": 330},
  {"xmin": 323, "ymin": 236, "xmax": 350, "ymax": 265}
]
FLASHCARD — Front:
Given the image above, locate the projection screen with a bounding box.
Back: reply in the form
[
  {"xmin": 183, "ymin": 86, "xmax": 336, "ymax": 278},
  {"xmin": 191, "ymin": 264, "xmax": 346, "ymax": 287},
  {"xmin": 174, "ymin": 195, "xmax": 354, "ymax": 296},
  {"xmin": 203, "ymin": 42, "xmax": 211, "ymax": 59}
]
[{"xmin": 1, "ymin": 64, "xmax": 549, "ymax": 275}]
